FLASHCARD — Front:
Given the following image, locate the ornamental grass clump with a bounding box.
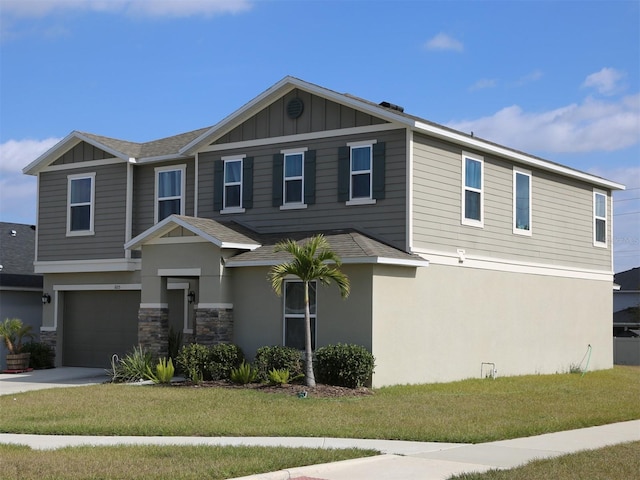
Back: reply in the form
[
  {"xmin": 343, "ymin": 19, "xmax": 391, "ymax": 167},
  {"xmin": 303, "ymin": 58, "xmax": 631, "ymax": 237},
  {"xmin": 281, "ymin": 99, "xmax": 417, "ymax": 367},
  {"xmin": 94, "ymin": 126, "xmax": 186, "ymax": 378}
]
[
  {"xmin": 146, "ymin": 357, "xmax": 175, "ymax": 384},
  {"xmin": 230, "ymin": 361, "xmax": 258, "ymax": 385}
]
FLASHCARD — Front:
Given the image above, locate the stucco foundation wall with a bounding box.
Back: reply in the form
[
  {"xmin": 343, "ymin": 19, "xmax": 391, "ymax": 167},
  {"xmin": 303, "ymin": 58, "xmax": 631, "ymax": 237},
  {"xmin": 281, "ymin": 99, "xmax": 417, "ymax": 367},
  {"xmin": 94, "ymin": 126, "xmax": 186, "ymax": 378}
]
[
  {"xmin": 371, "ymin": 264, "xmax": 613, "ymax": 387},
  {"xmin": 230, "ymin": 265, "xmax": 373, "ymax": 360}
]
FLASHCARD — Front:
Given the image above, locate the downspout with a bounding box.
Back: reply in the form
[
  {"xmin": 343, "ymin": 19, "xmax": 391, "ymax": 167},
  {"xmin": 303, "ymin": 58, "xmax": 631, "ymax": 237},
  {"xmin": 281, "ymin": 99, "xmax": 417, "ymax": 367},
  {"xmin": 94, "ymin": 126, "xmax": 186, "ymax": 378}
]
[
  {"xmin": 125, "ymin": 159, "xmax": 135, "ymax": 259},
  {"xmin": 194, "ymin": 152, "xmax": 199, "ymax": 217}
]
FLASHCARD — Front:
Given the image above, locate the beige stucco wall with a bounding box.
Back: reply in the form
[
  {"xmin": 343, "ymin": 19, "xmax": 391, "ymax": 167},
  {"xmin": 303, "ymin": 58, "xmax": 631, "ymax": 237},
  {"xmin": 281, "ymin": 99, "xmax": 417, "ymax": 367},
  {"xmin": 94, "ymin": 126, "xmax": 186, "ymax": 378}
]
[
  {"xmin": 229, "ymin": 265, "xmax": 373, "ymax": 360},
  {"xmin": 371, "ymin": 263, "xmax": 613, "ymax": 387}
]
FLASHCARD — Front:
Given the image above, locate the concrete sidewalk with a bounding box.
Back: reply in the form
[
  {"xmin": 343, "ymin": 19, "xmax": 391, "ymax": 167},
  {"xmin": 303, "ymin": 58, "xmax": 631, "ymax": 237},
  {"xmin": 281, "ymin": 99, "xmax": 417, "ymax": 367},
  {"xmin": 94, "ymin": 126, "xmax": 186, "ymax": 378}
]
[{"xmin": 0, "ymin": 421, "xmax": 638, "ymax": 480}]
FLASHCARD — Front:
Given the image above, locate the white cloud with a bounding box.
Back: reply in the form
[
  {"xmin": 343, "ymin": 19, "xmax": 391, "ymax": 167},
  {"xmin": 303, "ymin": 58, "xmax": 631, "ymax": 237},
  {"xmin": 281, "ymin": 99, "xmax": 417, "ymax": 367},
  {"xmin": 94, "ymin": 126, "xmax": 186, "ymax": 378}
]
[
  {"xmin": 0, "ymin": 137, "xmax": 60, "ymax": 173},
  {"xmin": 0, "ymin": 0, "xmax": 252, "ymax": 18},
  {"xmin": 469, "ymin": 79, "xmax": 498, "ymax": 91},
  {"xmin": 583, "ymin": 67, "xmax": 626, "ymax": 96},
  {"xmin": 447, "ymin": 93, "xmax": 640, "ymax": 154},
  {"xmin": 514, "ymin": 70, "xmax": 543, "ymax": 86},
  {"xmin": 424, "ymin": 33, "xmax": 464, "ymax": 52}
]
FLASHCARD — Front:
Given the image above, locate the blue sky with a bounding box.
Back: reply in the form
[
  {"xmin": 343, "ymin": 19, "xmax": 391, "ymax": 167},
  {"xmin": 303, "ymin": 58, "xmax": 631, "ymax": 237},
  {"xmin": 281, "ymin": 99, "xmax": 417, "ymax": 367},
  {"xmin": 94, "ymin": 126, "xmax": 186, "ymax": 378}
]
[{"xmin": 1, "ymin": 0, "xmax": 638, "ymax": 272}]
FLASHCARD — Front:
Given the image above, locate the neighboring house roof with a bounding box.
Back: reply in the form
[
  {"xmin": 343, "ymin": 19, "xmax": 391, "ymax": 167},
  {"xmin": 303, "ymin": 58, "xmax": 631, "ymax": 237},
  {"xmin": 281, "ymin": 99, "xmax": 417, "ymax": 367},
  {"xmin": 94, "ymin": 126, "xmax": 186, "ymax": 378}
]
[
  {"xmin": 614, "ymin": 267, "xmax": 640, "ymax": 291},
  {"xmin": 0, "ymin": 222, "xmax": 43, "ymax": 289},
  {"xmin": 125, "ymin": 215, "xmax": 427, "ymax": 268},
  {"xmin": 23, "ymin": 77, "xmax": 624, "ymax": 191}
]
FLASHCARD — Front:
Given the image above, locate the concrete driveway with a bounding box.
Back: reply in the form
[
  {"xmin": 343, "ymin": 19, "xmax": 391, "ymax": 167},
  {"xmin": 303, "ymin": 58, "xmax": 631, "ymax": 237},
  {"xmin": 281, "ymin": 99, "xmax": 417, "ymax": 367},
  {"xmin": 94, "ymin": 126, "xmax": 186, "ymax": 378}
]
[{"xmin": 0, "ymin": 367, "xmax": 108, "ymax": 396}]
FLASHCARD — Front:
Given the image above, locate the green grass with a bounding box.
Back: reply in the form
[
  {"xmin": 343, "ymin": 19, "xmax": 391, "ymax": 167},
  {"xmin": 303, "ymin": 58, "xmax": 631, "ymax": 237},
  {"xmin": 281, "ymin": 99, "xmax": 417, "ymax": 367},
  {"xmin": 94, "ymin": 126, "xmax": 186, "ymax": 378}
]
[
  {"xmin": 1, "ymin": 366, "xmax": 638, "ymax": 443},
  {"xmin": 0, "ymin": 444, "xmax": 377, "ymax": 480},
  {"xmin": 449, "ymin": 441, "xmax": 640, "ymax": 480}
]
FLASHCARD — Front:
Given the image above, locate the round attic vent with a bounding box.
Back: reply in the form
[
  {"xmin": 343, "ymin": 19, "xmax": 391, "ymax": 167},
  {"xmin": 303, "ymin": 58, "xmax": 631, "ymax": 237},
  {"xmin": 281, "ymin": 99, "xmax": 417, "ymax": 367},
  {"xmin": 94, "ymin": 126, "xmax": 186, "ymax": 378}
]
[{"xmin": 286, "ymin": 98, "xmax": 304, "ymax": 119}]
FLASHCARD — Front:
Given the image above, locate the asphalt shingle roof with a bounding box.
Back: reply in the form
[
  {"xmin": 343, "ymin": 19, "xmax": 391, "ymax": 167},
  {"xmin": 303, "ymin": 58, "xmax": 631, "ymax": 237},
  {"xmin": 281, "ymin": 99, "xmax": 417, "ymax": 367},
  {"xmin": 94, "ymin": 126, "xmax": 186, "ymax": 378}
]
[{"xmin": 0, "ymin": 222, "xmax": 42, "ymax": 288}]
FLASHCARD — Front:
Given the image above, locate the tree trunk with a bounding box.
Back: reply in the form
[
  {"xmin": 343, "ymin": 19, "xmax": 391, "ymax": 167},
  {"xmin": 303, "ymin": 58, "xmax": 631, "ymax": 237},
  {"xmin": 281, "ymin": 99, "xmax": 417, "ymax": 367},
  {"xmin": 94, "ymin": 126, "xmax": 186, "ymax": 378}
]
[{"xmin": 303, "ymin": 281, "xmax": 316, "ymax": 387}]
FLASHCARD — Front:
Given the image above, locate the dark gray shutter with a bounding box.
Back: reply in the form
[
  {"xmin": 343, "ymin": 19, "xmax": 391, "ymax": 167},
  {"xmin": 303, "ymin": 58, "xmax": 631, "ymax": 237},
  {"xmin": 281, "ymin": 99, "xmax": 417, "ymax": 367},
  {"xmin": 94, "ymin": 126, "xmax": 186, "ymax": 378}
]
[
  {"xmin": 213, "ymin": 160, "xmax": 224, "ymax": 212},
  {"xmin": 372, "ymin": 142, "xmax": 386, "ymax": 200},
  {"xmin": 272, "ymin": 153, "xmax": 284, "ymax": 207},
  {"xmin": 304, "ymin": 150, "xmax": 316, "ymax": 205},
  {"xmin": 337, "ymin": 146, "xmax": 350, "ymax": 202},
  {"xmin": 243, "ymin": 157, "xmax": 253, "ymax": 209}
]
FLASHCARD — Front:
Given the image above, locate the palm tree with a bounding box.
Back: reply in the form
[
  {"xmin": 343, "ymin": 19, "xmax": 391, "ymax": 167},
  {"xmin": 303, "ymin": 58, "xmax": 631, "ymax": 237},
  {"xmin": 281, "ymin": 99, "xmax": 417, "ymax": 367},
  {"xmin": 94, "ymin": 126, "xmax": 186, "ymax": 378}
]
[{"xmin": 269, "ymin": 234, "xmax": 350, "ymax": 387}]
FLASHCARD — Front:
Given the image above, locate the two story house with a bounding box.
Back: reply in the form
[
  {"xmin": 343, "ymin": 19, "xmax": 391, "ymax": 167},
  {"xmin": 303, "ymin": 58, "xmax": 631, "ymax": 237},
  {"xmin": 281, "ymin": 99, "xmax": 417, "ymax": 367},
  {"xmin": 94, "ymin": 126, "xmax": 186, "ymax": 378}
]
[{"xmin": 23, "ymin": 77, "xmax": 623, "ymax": 387}]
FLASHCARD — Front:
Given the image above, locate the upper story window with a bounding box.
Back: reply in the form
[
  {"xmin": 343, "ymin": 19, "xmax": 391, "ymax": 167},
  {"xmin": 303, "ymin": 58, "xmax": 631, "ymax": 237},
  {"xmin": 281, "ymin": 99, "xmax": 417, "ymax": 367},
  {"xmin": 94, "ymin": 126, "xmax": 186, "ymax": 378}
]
[
  {"xmin": 284, "ymin": 152, "xmax": 304, "ymax": 205},
  {"xmin": 67, "ymin": 173, "xmax": 95, "ymax": 236},
  {"xmin": 284, "ymin": 280, "xmax": 317, "ymax": 350},
  {"xmin": 338, "ymin": 140, "xmax": 385, "ymax": 205},
  {"xmin": 593, "ymin": 190, "xmax": 607, "ymax": 247},
  {"xmin": 155, "ymin": 165, "xmax": 185, "ymax": 223},
  {"xmin": 273, "ymin": 148, "xmax": 315, "ymax": 210},
  {"xmin": 214, "ymin": 155, "xmax": 253, "ymax": 214},
  {"xmin": 513, "ymin": 167, "xmax": 532, "ymax": 235},
  {"xmin": 462, "ymin": 152, "xmax": 484, "ymax": 228}
]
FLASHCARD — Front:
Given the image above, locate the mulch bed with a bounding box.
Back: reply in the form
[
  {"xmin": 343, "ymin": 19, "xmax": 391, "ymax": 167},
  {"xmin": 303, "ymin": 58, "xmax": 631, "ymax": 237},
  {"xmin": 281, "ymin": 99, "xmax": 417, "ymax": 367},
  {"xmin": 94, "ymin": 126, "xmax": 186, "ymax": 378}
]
[{"xmin": 169, "ymin": 380, "xmax": 373, "ymax": 398}]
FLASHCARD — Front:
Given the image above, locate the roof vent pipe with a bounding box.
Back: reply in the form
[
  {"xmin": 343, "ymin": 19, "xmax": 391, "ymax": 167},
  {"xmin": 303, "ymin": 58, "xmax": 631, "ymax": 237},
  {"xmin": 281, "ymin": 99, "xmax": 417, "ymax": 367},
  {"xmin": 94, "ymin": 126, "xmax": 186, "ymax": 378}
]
[{"xmin": 379, "ymin": 101, "xmax": 404, "ymax": 113}]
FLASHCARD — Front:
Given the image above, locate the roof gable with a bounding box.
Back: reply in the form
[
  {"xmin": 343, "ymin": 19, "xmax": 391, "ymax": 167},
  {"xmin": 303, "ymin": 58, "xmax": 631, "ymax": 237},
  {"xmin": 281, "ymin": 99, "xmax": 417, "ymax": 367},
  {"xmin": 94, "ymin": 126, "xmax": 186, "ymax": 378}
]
[{"xmin": 124, "ymin": 215, "xmax": 261, "ymax": 251}]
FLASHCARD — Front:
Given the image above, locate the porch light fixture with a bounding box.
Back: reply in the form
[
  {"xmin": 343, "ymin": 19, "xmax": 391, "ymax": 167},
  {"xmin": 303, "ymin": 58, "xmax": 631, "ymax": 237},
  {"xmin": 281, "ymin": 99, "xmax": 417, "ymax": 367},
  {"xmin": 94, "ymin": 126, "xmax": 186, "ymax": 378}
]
[
  {"xmin": 41, "ymin": 293, "xmax": 51, "ymax": 304},
  {"xmin": 187, "ymin": 291, "xmax": 196, "ymax": 304}
]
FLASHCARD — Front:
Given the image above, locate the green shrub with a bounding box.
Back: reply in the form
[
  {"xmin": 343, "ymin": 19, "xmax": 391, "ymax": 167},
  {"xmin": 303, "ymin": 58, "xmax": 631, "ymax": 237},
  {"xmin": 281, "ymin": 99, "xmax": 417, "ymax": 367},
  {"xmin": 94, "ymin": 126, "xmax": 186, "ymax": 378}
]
[
  {"xmin": 176, "ymin": 343, "xmax": 209, "ymax": 383},
  {"xmin": 315, "ymin": 343, "xmax": 375, "ymax": 388},
  {"xmin": 268, "ymin": 368, "xmax": 290, "ymax": 386},
  {"xmin": 108, "ymin": 345, "xmax": 153, "ymax": 383},
  {"xmin": 230, "ymin": 361, "xmax": 258, "ymax": 384},
  {"xmin": 254, "ymin": 345, "xmax": 303, "ymax": 381},
  {"xmin": 22, "ymin": 342, "xmax": 55, "ymax": 369},
  {"xmin": 145, "ymin": 357, "xmax": 175, "ymax": 384},
  {"xmin": 207, "ymin": 343, "xmax": 245, "ymax": 380}
]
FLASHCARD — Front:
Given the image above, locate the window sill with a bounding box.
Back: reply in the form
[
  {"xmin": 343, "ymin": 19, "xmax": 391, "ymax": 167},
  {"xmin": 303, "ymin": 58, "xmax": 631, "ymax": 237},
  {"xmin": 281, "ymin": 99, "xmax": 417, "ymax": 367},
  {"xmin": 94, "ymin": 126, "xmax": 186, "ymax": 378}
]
[
  {"xmin": 220, "ymin": 207, "xmax": 245, "ymax": 215},
  {"xmin": 280, "ymin": 203, "xmax": 308, "ymax": 211},
  {"xmin": 461, "ymin": 218, "xmax": 483, "ymax": 229},
  {"xmin": 346, "ymin": 198, "xmax": 376, "ymax": 206},
  {"xmin": 513, "ymin": 228, "xmax": 532, "ymax": 236},
  {"xmin": 593, "ymin": 242, "xmax": 608, "ymax": 249},
  {"xmin": 66, "ymin": 230, "xmax": 95, "ymax": 237}
]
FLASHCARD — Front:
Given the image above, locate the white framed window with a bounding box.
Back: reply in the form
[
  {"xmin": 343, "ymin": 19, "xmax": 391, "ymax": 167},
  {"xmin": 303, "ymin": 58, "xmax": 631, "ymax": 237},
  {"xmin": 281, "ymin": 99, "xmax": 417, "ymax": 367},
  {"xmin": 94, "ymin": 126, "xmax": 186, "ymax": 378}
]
[
  {"xmin": 155, "ymin": 165, "xmax": 185, "ymax": 223},
  {"xmin": 461, "ymin": 152, "xmax": 484, "ymax": 227},
  {"xmin": 349, "ymin": 142, "xmax": 374, "ymax": 204},
  {"xmin": 223, "ymin": 157, "xmax": 244, "ymax": 212},
  {"xmin": 283, "ymin": 150, "xmax": 305, "ymax": 206},
  {"xmin": 283, "ymin": 280, "xmax": 317, "ymax": 350},
  {"xmin": 593, "ymin": 190, "xmax": 607, "ymax": 247},
  {"xmin": 67, "ymin": 173, "xmax": 95, "ymax": 236},
  {"xmin": 513, "ymin": 167, "xmax": 532, "ymax": 235}
]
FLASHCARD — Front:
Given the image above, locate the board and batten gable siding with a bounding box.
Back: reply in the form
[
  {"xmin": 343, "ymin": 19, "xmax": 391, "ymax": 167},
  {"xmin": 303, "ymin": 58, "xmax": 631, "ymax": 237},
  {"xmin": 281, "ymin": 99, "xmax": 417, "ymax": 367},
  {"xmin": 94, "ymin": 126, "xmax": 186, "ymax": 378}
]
[
  {"xmin": 52, "ymin": 142, "xmax": 114, "ymax": 166},
  {"xmin": 213, "ymin": 89, "xmax": 389, "ymax": 145},
  {"xmin": 37, "ymin": 163, "xmax": 128, "ymax": 261},
  {"xmin": 132, "ymin": 159, "xmax": 196, "ymax": 237},
  {"xmin": 412, "ymin": 133, "xmax": 612, "ymax": 271},
  {"xmin": 199, "ymin": 129, "xmax": 407, "ymax": 249}
]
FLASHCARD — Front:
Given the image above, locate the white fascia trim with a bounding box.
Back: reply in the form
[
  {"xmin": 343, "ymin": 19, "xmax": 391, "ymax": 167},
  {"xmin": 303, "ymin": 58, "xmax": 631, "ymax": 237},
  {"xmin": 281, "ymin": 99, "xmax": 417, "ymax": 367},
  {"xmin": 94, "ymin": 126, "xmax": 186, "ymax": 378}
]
[
  {"xmin": 53, "ymin": 283, "xmax": 141, "ymax": 291},
  {"xmin": 35, "ymin": 259, "xmax": 141, "ymax": 273},
  {"xmin": 42, "ymin": 157, "xmax": 125, "ymax": 173},
  {"xmin": 23, "ymin": 131, "xmax": 131, "ymax": 175},
  {"xmin": 197, "ymin": 124, "xmax": 400, "ymax": 154},
  {"xmin": 226, "ymin": 256, "xmax": 428, "ymax": 268},
  {"xmin": 413, "ymin": 247, "xmax": 614, "ymax": 281},
  {"xmin": 157, "ymin": 268, "xmax": 201, "ymax": 277},
  {"xmin": 180, "ymin": 76, "xmax": 412, "ymax": 154},
  {"xmin": 125, "ymin": 215, "xmax": 261, "ymax": 251},
  {"xmin": 414, "ymin": 121, "xmax": 625, "ymax": 191},
  {"xmin": 197, "ymin": 303, "xmax": 234, "ymax": 309}
]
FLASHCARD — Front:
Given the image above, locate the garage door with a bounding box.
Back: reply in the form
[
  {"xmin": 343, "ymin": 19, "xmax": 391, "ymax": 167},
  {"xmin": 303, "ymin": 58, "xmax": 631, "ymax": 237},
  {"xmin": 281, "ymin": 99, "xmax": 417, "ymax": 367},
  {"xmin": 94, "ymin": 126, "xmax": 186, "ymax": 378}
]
[{"xmin": 63, "ymin": 290, "xmax": 140, "ymax": 367}]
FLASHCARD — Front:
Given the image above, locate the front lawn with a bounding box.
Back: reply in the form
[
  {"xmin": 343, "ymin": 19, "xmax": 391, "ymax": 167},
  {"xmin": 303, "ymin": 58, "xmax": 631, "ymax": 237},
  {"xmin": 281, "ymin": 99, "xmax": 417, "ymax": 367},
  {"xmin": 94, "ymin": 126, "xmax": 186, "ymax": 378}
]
[
  {"xmin": 0, "ymin": 444, "xmax": 376, "ymax": 480},
  {"xmin": 0, "ymin": 366, "xmax": 638, "ymax": 443}
]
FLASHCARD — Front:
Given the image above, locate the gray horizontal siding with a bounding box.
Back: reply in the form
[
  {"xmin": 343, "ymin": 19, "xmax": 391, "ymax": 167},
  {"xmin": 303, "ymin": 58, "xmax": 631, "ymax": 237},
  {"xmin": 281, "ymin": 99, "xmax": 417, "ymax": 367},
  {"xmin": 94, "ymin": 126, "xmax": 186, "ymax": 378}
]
[
  {"xmin": 200, "ymin": 129, "xmax": 407, "ymax": 250},
  {"xmin": 412, "ymin": 133, "xmax": 612, "ymax": 271},
  {"xmin": 214, "ymin": 89, "xmax": 388, "ymax": 145},
  {"xmin": 132, "ymin": 160, "xmax": 196, "ymax": 237},
  {"xmin": 38, "ymin": 163, "xmax": 128, "ymax": 261}
]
